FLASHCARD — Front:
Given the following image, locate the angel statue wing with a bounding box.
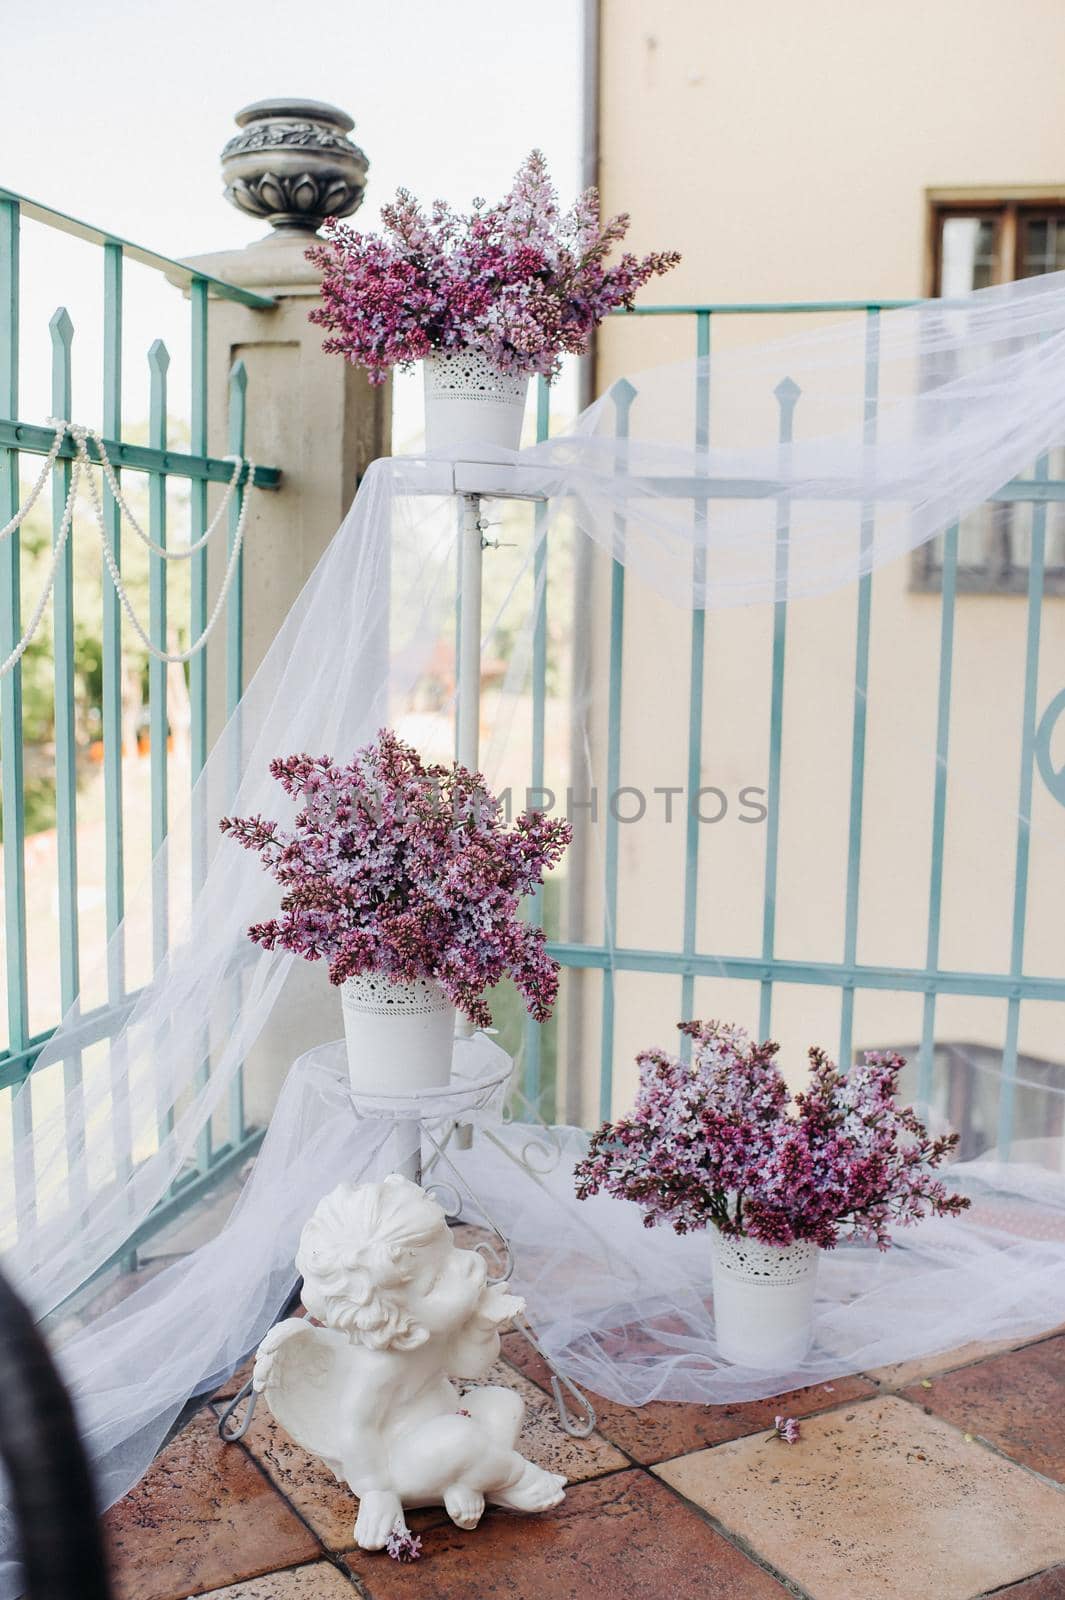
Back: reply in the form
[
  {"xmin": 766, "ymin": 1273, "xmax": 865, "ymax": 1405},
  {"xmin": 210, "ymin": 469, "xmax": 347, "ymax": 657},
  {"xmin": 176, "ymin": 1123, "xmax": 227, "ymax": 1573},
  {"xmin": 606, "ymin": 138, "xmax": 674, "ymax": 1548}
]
[{"xmin": 252, "ymin": 1318, "xmax": 352, "ymax": 1479}]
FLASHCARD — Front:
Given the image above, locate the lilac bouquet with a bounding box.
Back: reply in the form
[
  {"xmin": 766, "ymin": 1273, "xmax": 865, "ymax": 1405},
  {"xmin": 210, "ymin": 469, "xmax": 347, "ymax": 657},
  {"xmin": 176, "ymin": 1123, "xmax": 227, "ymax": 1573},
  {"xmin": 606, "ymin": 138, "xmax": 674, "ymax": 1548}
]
[
  {"xmin": 220, "ymin": 730, "xmax": 571, "ymax": 1027},
  {"xmin": 305, "ymin": 150, "xmax": 680, "ymax": 385},
  {"xmin": 574, "ymin": 1020, "xmax": 969, "ymax": 1250}
]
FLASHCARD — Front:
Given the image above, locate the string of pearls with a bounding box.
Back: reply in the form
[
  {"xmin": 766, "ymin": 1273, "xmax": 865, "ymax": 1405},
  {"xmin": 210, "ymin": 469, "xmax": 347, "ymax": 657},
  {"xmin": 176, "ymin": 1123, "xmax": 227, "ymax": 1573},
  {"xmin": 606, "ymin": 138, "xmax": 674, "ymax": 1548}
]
[
  {"xmin": 73, "ymin": 421, "xmax": 246, "ymax": 561},
  {"xmin": 0, "ymin": 422, "xmax": 258, "ymax": 678},
  {"xmin": 0, "ymin": 418, "xmax": 67, "ymax": 542},
  {"xmin": 1, "ymin": 431, "xmax": 82, "ymax": 678}
]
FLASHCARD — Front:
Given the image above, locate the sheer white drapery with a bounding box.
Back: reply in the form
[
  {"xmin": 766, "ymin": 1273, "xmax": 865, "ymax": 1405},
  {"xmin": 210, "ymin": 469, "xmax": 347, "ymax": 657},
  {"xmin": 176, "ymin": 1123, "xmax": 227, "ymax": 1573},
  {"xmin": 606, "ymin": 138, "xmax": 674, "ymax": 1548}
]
[{"xmin": 2, "ymin": 269, "xmax": 1065, "ymax": 1591}]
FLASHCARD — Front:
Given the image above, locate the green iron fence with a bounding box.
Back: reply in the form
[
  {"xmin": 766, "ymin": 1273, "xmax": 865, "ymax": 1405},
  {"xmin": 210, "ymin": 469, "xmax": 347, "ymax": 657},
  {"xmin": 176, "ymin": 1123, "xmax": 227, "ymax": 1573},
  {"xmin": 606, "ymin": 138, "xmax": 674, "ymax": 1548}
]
[
  {"xmin": 0, "ymin": 188, "xmax": 281, "ymax": 1260},
  {"xmin": 524, "ymin": 302, "xmax": 1065, "ymax": 1145}
]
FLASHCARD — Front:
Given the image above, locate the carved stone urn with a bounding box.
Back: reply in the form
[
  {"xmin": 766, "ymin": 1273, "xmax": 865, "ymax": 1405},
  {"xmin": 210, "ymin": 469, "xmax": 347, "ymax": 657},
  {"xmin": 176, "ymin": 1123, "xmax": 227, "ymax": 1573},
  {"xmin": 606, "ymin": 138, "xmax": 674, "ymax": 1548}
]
[{"xmin": 221, "ymin": 98, "xmax": 369, "ymax": 234}]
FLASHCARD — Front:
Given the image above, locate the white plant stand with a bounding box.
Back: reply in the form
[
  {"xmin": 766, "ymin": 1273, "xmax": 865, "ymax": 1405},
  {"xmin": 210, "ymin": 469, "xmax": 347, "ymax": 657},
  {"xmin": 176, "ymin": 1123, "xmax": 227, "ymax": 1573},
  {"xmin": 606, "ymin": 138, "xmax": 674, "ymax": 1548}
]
[{"xmin": 218, "ymin": 470, "xmax": 596, "ymax": 1444}]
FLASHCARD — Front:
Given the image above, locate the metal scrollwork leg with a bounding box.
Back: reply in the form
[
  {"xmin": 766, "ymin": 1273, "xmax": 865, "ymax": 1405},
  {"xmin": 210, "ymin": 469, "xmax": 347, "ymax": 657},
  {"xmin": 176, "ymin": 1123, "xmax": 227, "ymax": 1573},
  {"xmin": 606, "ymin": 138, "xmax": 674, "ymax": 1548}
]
[
  {"xmin": 420, "ymin": 1117, "xmax": 459, "ymax": 1187},
  {"xmin": 549, "ymin": 1372, "xmax": 598, "ymax": 1440},
  {"xmin": 216, "ymin": 1376, "xmax": 260, "ymax": 1442},
  {"xmin": 421, "ymin": 1124, "xmax": 515, "ymax": 1284},
  {"xmin": 218, "ymin": 1277, "xmax": 305, "ymax": 1444},
  {"xmin": 515, "ymin": 1317, "xmax": 597, "ymax": 1439}
]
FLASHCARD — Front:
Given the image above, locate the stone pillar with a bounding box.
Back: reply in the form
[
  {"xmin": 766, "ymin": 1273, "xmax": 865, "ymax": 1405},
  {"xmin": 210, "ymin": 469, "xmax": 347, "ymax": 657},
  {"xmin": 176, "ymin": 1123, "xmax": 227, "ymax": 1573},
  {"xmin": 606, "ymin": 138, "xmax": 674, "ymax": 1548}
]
[{"xmin": 181, "ymin": 99, "xmax": 390, "ymax": 703}]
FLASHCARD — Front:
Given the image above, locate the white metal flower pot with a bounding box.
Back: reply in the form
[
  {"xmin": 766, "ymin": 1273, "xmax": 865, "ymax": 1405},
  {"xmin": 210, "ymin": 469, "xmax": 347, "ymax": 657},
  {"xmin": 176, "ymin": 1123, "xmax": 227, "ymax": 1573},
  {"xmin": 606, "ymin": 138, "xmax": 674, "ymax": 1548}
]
[
  {"xmin": 341, "ymin": 973, "xmax": 456, "ymax": 1096},
  {"xmin": 711, "ymin": 1231, "xmax": 820, "ymax": 1370},
  {"xmin": 423, "ymin": 349, "xmax": 529, "ymax": 452}
]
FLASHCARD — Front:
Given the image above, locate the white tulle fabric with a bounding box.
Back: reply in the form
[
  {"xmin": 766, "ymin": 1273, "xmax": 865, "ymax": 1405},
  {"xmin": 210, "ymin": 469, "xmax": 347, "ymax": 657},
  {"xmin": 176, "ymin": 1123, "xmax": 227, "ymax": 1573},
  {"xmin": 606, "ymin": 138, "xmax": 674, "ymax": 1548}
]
[{"xmin": 1, "ymin": 269, "xmax": 1065, "ymax": 1590}]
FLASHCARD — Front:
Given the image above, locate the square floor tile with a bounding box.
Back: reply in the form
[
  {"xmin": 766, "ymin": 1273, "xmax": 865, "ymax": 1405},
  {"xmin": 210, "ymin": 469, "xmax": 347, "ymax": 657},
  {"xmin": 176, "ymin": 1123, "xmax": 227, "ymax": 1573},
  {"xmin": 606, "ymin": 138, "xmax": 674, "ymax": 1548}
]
[
  {"xmin": 655, "ymin": 1395, "xmax": 1065, "ymax": 1600},
  {"xmin": 902, "ymin": 1334, "xmax": 1065, "ymax": 1483},
  {"xmin": 503, "ymin": 1332, "xmax": 875, "ymax": 1465},
  {"xmin": 195, "ymin": 1563, "xmax": 357, "ymax": 1597},
  {"xmin": 105, "ymin": 1407, "xmax": 321, "ymax": 1600},
  {"xmin": 344, "ymin": 1470, "xmax": 790, "ymax": 1598}
]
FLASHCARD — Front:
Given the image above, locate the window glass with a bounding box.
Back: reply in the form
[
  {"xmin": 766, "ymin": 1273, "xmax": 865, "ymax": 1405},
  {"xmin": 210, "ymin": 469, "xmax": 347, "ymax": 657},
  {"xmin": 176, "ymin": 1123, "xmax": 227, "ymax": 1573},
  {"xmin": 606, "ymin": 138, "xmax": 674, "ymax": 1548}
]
[
  {"xmin": 940, "ymin": 216, "xmax": 997, "ymax": 294},
  {"xmin": 1019, "ymin": 215, "xmax": 1065, "ymax": 277},
  {"xmin": 923, "ymin": 205, "xmax": 1065, "ymax": 587}
]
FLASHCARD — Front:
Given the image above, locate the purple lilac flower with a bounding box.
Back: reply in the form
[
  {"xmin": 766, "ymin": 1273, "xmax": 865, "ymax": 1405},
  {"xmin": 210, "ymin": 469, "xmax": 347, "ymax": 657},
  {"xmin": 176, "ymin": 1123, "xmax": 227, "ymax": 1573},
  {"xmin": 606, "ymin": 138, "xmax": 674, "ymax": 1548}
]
[
  {"xmin": 306, "ymin": 150, "xmax": 681, "ymax": 385},
  {"xmin": 220, "ymin": 729, "xmax": 571, "ymax": 1028},
  {"xmin": 386, "ymin": 1524, "xmax": 423, "ymax": 1562},
  {"xmin": 774, "ymin": 1415, "xmax": 801, "ymax": 1445},
  {"xmin": 573, "ymin": 1021, "xmax": 970, "ymax": 1249}
]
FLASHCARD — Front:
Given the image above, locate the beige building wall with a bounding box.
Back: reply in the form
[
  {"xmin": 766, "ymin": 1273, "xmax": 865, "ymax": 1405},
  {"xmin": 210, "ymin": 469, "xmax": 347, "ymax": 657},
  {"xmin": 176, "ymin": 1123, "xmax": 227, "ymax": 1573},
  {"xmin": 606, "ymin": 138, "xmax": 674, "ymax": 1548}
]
[
  {"xmin": 597, "ymin": 0, "xmax": 1065, "ymax": 308},
  {"xmin": 567, "ymin": 0, "xmax": 1065, "ymax": 1124}
]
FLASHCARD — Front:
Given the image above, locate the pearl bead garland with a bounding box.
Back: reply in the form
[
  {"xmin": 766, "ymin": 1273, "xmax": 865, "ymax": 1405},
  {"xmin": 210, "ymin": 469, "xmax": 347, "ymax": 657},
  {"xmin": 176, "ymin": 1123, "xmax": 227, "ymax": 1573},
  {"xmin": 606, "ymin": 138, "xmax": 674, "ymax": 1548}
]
[{"xmin": 0, "ymin": 422, "xmax": 257, "ymax": 678}]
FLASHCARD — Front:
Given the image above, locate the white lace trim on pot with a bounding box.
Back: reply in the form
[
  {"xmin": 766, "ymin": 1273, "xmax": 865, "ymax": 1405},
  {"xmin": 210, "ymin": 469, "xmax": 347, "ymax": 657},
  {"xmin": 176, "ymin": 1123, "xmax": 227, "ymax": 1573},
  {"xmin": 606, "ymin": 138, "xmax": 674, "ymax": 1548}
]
[
  {"xmin": 712, "ymin": 1231, "xmax": 820, "ymax": 1286},
  {"xmin": 424, "ymin": 348, "xmax": 528, "ymax": 404},
  {"xmin": 340, "ymin": 973, "xmax": 451, "ymax": 1017}
]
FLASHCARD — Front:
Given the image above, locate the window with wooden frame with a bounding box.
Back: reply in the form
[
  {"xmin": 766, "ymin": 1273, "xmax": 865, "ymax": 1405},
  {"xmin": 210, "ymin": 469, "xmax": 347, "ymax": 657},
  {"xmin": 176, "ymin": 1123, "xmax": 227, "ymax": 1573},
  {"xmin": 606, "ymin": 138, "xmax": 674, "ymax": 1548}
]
[{"xmin": 914, "ymin": 195, "xmax": 1065, "ymax": 595}]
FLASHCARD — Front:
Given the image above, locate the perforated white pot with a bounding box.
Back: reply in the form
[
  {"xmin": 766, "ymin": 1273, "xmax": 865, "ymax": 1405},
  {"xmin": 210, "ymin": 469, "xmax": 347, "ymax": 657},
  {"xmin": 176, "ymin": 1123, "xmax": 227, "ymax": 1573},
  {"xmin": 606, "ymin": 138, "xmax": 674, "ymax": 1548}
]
[
  {"xmin": 711, "ymin": 1230, "xmax": 820, "ymax": 1370},
  {"xmin": 340, "ymin": 973, "xmax": 455, "ymax": 1096},
  {"xmin": 423, "ymin": 349, "xmax": 529, "ymax": 452}
]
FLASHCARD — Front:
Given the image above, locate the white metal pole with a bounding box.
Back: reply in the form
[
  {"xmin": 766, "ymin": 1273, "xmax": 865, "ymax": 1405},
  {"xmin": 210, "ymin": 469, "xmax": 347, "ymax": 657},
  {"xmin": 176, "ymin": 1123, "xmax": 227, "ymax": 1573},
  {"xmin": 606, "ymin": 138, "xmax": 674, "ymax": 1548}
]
[
  {"xmin": 399, "ymin": 494, "xmax": 485, "ymax": 1183},
  {"xmin": 456, "ymin": 492, "xmax": 483, "ymax": 773},
  {"xmin": 451, "ymin": 491, "xmax": 484, "ymax": 1155}
]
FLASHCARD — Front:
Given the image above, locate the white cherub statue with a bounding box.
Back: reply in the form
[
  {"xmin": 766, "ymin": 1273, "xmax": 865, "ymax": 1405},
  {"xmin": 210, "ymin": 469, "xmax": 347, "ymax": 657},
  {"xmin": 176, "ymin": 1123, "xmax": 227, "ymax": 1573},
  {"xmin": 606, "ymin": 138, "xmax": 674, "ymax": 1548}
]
[{"xmin": 252, "ymin": 1174, "xmax": 566, "ymax": 1550}]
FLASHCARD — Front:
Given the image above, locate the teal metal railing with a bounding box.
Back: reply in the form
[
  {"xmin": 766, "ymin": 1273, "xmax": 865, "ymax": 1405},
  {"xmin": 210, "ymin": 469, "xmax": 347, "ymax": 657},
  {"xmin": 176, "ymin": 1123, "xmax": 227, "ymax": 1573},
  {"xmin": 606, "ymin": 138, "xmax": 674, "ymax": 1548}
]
[
  {"xmin": 523, "ymin": 301, "xmax": 1065, "ymax": 1143},
  {"xmin": 0, "ymin": 188, "xmax": 280, "ymax": 1255}
]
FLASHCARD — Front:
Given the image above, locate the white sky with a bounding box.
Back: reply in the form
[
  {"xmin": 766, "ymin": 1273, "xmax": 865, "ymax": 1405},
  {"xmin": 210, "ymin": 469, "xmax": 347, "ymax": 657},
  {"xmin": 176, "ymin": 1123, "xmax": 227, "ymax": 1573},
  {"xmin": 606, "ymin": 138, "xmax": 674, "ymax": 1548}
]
[{"xmin": 0, "ymin": 0, "xmax": 581, "ymax": 432}]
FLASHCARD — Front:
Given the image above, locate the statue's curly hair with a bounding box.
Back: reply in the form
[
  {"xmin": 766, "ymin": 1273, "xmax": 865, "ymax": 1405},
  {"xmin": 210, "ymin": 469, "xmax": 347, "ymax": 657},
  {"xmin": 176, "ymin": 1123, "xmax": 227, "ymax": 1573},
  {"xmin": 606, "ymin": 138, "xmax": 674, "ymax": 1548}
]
[{"xmin": 295, "ymin": 1175, "xmax": 446, "ymax": 1350}]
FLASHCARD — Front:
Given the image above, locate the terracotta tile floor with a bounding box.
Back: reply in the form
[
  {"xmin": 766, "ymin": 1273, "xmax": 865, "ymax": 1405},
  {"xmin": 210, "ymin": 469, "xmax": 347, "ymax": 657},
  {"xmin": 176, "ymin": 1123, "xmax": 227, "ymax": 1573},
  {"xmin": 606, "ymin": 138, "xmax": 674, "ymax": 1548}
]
[{"xmin": 105, "ymin": 1327, "xmax": 1065, "ymax": 1600}]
